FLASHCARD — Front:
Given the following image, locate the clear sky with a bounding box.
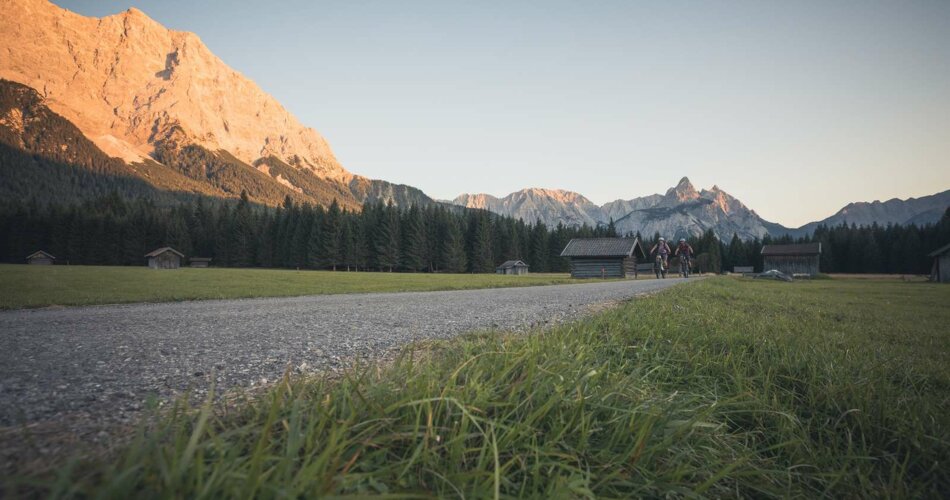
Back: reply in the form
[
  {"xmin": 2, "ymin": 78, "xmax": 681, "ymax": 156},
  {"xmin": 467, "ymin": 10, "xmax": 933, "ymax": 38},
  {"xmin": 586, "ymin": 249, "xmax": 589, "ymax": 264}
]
[{"xmin": 57, "ymin": 0, "xmax": 950, "ymax": 227}]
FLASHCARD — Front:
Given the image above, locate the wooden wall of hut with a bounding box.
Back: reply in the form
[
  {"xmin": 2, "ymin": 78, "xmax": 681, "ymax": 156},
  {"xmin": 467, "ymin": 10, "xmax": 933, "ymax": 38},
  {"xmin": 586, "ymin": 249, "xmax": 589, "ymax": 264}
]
[
  {"xmin": 934, "ymin": 254, "xmax": 950, "ymax": 283},
  {"xmin": 762, "ymin": 256, "xmax": 819, "ymax": 276},
  {"xmin": 148, "ymin": 253, "xmax": 181, "ymax": 269},
  {"xmin": 569, "ymin": 257, "xmax": 637, "ymax": 278}
]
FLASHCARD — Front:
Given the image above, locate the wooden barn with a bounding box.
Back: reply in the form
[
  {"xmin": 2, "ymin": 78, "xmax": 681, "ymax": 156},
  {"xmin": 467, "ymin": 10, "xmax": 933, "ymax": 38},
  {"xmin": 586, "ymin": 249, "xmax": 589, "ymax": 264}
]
[
  {"xmin": 560, "ymin": 238, "xmax": 646, "ymax": 279},
  {"xmin": 761, "ymin": 243, "xmax": 822, "ymax": 276},
  {"xmin": 145, "ymin": 247, "xmax": 184, "ymax": 269},
  {"xmin": 190, "ymin": 257, "xmax": 212, "ymax": 268},
  {"xmin": 26, "ymin": 250, "xmax": 56, "ymax": 265},
  {"xmin": 929, "ymin": 242, "xmax": 950, "ymax": 283},
  {"xmin": 496, "ymin": 260, "xmax": 529, "ymax": 275}
]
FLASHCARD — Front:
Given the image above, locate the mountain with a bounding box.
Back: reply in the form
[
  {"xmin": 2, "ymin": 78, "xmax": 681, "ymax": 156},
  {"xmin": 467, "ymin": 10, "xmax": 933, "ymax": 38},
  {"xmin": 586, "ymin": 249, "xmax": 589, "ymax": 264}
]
[
  {"xmin": 0, "ymin": 78, "xmax": 235, "ymax": 204},
  {"xmin": 453, "ymin": 189, "xmax": 604, "ymax": 228},
  {"xmin": 0, "ymin": 0, "xmax": 431, "ymax": 208},
  {"xmin": 453, "ymin": 178, "xmax": 773, "ymax": 240},
  {"xmin": 787, "ymin": 190, "xmax": 950, "ymax": 237},
  {"xmin": 454, "ymin": 177, "xmax": 950, "ymax": 240},
  {"xmin": 612, "ymin": 178, "xmax": 772, "ymax": 240}
]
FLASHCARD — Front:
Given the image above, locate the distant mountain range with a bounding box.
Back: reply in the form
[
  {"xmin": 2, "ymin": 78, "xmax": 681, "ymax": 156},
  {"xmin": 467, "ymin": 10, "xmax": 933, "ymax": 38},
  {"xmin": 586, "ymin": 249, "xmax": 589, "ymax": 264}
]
[
  {"xmin": 453, "ymin": 179, "xmax": 950, "ymax": 240},
  {"xmin": 0, "ymin": 0, "xmax": 946, "ymax": 241},
  {"xmin": 783, "ymin": 190, "xmax": 950, "ymax": 237}
]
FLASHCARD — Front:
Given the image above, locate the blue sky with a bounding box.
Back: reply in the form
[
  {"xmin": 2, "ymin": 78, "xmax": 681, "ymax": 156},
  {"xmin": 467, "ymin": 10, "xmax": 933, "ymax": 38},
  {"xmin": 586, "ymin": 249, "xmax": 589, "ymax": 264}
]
[{"xmin": 57, "ymin": 0, "xmax": 949, "ymax": 227}]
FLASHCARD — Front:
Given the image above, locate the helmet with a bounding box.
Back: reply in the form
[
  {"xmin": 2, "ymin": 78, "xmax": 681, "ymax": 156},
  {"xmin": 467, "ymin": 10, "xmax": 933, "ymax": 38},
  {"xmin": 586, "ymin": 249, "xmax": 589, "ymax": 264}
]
[
  {"xmin": 659, "ymin": 237, "xmax": 665, "ymax": 241},
  {"xmin": 679, "ymin": 238, "xmax": 686, "ymax": 243}
]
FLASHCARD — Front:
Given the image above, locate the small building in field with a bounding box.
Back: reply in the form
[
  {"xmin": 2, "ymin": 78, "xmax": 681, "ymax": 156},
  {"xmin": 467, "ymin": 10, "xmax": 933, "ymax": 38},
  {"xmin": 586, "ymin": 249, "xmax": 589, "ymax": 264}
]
[
  {"xmin": 189, "ymin": 257, "xmax": 212, "ymax": 268},
  {"xmin": 496, "ymin": 260, "xmax": 529, "ymax": 275},
  {"xmin": 145, "ymin": 247, "xmax": 184, "ymax": 269},
  {"xmin": 761, "ymin": 243, "xmax": 821, "ymax": 276},
  {"xmin": 26, "ymin": 250, "xmax": 56, "ymax": 265},
  {"xmin": 560, "ymin": 238, "xmax": 646, "ymax": 279},
  {"xmin": 929, "ymin": 242, "xmax": 950, "ymax": 283}
]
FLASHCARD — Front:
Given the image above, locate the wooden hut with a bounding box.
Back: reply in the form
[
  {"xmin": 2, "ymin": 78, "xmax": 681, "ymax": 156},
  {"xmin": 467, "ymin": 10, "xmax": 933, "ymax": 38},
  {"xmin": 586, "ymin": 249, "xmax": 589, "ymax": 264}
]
[
  {"xmin": 560, "ymin": 238, "xmax": 645, "ymax": 279},
  {"xmin": 495, "ymin": 260, "xmax": 529, "ymax": 275},
  {"xmin": 26, "ymin": 250, "xmax": 55, "ymax": 265},
  {"xmin": 189, "ymin": 257, "xmax": 212, "ymax": 268},
  {"xmin": 761, "ymin": 243, "xmax": 821, "ymax": 276},
  {"xmin": 145, "ymin": 247, "xmax": 184, "ymax": 269},
  {"xmin": 929, "ymin": 242, "xmax": 950, "ymax": 283}
]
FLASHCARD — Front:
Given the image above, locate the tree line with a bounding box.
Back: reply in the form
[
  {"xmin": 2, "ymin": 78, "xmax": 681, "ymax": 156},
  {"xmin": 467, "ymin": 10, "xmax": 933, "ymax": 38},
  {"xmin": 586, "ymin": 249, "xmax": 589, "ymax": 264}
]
[
  {"xmin": 711, "ymin": 208, "xmax": 950, "ymax": 275},
  {"xmin": 2, "ymin": 193, "xmax": 947, "ymax": 274},
  {"xmin": 0, "ymin": 192, "xmax": 619, "ymax": 273}
]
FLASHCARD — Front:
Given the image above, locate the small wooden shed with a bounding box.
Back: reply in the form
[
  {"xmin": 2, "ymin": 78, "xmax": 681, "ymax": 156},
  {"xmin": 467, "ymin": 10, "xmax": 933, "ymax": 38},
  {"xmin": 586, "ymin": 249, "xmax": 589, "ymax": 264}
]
[
  {"xmin": 145, "ymin": 247, "xmax": 184, "ymax": 269},
  {"xmin": 560, "ymin": 238, "xmax": 646, "ymax": 279},
  {"xmin": 190, "ymin": 257, "xmax": 212, "ymax": 268},
  {"xmin": 496, "ymin": 260, "xmax": 529, "ymax": 275},
  {"xmin": 26, "ymin": 250, "xmax": 56, "ymax": 265},
  {"xmin": 761, "ymin": 243, "xmax": 821, "ymax": 276},
  {"xmin": 929, "ymin": 242, "xmax": 950, "ymax": 283}
]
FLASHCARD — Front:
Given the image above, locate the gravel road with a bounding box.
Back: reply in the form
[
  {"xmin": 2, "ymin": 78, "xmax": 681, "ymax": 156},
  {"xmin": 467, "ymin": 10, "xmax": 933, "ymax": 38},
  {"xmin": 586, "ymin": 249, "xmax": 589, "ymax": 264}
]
[{"xmin": 0, "ymin": 278, "xmax": 686, "ymax": 453}]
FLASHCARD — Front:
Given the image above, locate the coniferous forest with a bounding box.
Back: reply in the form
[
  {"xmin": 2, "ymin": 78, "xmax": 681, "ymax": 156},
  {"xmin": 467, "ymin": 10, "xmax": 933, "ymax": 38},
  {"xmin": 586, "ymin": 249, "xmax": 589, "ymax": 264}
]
[
  {"xmin": 0, "ymin": 192, "xmax": 617, "ymax": 273},
  {"xmin": 1, "ymin": 192, "xmax": 948, "ymax": 274}
]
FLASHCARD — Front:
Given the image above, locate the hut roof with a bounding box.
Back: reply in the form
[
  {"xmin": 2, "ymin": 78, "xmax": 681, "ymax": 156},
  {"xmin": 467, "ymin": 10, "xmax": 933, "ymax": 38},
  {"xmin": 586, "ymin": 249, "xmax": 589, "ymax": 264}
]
[
  {"xmin": 560, "ymin": 238, "xmax": 645, "ymax": 259},
  {"xmin": 928, "ymin": 242, "xmax": 950, "ymax": 257},
  {"xmin": 761, "ymin": 243, "xmax": 821, "ymax": 256},
  {"xmin": 496, "ymin": 260, "xmax": 528, "ymax": 270},
  {"xmin": 26, "ymin": 250, "xmax": 56, "ymax": 260},
  {"xmin": 145, "ymin": 247, "xmax": 185, "ymax": 258},
  {"xmin": 189, "ymin": 257, "xmax": 213, "ymax": 262}
]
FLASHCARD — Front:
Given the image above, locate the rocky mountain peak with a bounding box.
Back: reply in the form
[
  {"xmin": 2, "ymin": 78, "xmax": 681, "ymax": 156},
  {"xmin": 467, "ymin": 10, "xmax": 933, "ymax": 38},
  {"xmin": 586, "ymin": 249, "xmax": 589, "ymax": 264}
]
[
  {"xmin": 655, "ymin": 176, "xmax": 700, "ymax": 209},
  {"xmin": 454, "ymin": 178, "xmax": 774, "ymax": 240},
  {"xmin": 665, "ymin": 176, "xmax": 699, "ymax": 203},
  {"xmin": 520, "ymin": 188, "xmax": 593, "ymax": 205},
  {"xmin": 0, "ymin": 0, "xmax": 351, "ymax": 182}
]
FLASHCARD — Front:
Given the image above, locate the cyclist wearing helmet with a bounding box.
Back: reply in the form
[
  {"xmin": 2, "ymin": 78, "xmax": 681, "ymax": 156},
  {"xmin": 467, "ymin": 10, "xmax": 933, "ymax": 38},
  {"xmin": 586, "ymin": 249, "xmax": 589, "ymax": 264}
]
[
  {"xmin": 674, "ymin": 238, "xmax": 694, "ymax": 260},
  {"xmin": 649, "ymin": 237, "xmax": 671, "ymax": 268}
]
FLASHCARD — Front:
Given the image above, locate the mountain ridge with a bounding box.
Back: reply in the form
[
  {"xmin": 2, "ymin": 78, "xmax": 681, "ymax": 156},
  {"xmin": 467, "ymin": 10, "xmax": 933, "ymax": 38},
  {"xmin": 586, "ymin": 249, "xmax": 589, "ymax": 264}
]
[
  {"xmin": 0, "ymin": 0, "xmax": 432, "ymax": 209},
  {"xmin": 452, "ymin": 178, "xmax": 949, "ymax": 240}
]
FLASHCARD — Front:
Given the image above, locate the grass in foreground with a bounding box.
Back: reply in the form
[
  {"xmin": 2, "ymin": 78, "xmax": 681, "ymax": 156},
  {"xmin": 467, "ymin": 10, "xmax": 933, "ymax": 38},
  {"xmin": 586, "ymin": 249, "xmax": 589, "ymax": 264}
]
[
  {"xmin": 0, "ymin": 264, "xmax": 600, "ymax": 309},
  {"xmin": 7, "ymin": 278, "xmax": 949, "ymax": 498}
]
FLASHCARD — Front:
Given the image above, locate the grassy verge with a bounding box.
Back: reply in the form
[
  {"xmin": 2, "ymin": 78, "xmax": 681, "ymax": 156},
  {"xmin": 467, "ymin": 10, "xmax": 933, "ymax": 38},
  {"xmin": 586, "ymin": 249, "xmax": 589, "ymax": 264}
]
[
  {"xmin": 0, "ymin": 265, "xmax": 610, "ymax": 309},
  {"xmin": 7, "ymin": 278, "xmax": 949, "ymax": 497}
]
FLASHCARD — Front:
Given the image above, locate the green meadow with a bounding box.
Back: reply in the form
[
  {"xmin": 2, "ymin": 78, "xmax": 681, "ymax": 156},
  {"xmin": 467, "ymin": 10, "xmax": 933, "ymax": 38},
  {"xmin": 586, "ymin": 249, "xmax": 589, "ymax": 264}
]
[
  {"xmin": 0, "ymin": 264, "xmax": 599, "ymax": 309},
  {"xmin": 6, "ymin": 277, "xmax": 948, "ymax": 497}
]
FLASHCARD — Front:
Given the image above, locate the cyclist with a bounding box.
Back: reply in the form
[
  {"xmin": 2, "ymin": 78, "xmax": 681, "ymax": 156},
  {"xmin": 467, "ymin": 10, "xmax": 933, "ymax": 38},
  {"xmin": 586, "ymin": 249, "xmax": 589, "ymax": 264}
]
[
  {"xmin": 674, "ymin": 238, "xmax": 694, "ymax": 277},
  {"xmin": 650, "ymin": 237, "xmax": 671, "ymax": 269}
]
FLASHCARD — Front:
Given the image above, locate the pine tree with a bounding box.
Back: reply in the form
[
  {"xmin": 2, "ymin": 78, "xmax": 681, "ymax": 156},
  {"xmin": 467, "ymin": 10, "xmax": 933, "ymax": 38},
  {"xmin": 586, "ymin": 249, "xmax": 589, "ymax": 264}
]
[
  {"xmin": 340, "ymin": 216, "xmax": 358, "ymax": 271},
  {"xmin": 470, "ymin": 213, "xmax": 494, "ymax": 273},
  {"xmin": 376, "ymin": 201, "xmax": 400, "ymax": 272},
  {"xmin": 307, "ymin": 206, "xmax": 325, "ymax": 269},
  {"xmin": 321, "ymin": 200, "xmax": 343, "ymax": 270},
  {"xmin": 530, "ymin": 221, "xmax": 549, "ymax": 272},
  {"xmin": 400, "ymin": 205, "xmax": 427, "ymax": 272},
  {"xmin": 441, "ymin": 215, "xmax": 467, "ymax": 273}
]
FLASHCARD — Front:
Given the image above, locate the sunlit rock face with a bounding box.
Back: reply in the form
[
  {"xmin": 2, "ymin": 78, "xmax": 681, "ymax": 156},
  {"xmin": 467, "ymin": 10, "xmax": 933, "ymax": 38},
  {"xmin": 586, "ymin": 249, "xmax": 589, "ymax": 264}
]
[
  {"xmin": 0, "ymin": 0, "xmax": 348, "ymax": 181},
  {"xmin": 0, "ymin": 0, "xmax": 441, "ymax": 209},
  {"xmin": 455, "ymin": 188, "xmax": 605, "ymax": 228}
]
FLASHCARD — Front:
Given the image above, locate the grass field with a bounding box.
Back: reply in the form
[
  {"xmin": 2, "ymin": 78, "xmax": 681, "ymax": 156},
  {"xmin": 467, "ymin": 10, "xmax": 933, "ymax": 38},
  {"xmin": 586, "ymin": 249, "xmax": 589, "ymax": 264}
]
[
  {"xmin": 0, "ymin": 264, "xmax": 601, "ymax": 309},
  {"xmin": 6, "ymin": 277, "xmax": 949, "ymax": 497}
]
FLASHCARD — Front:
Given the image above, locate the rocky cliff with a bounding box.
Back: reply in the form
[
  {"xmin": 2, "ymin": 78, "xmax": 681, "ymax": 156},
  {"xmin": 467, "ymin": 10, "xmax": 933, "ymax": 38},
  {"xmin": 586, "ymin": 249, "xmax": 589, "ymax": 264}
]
[
  {"xmin": 454, "ymin": 178, "xmax": 773, "ymax": 240},
  {"xmin": 0, "ymin": 0, "xmax": 431, "ymax": 208}
]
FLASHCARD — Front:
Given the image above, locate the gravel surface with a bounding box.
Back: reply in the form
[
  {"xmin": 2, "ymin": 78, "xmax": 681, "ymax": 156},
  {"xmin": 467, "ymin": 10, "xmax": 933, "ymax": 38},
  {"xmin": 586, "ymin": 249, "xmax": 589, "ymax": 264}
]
[{"xmin": 0, "ymin": 278, "xmax": 686, "ymax": 468}]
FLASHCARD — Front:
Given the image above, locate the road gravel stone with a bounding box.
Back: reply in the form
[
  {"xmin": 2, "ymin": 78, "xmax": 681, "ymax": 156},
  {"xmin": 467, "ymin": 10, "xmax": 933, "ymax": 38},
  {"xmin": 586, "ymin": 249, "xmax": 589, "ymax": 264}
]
[{"xmin": 0, "ymin": 278, "xmax": 685, "ymax": 447}]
